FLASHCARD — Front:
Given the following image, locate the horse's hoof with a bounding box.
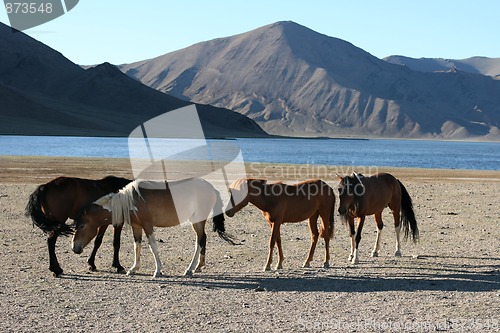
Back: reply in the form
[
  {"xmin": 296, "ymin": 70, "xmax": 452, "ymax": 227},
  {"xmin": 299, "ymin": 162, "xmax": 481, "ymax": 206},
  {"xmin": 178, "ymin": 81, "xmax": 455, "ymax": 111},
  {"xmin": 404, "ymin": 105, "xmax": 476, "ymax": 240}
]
[
  {"xmin": 323, "ymin": 262, "xmax": 330, "ymax": 269},
  {"xmin": 263, "ymin": 266, "xmax": 271, "ymax": 272},
  {"xmin": 126, "ymin": 270, "xmax": 134, "ymax": 276},
  {"xmin": 394, "ymin": 250, "xmax": 402, "ymax": 257},
  {"xmin": 113, "ymin": 263, "xmax": 125, "ymax": 272},
  {"xmin": 371, "ymin": 252, "xmax": 379, "ymax": 257},
  {"xmin": 114, "ymin": 265, "xmax": 126, "ymax": 274},
  {"xmin": 351, "ymin": 258, "xmax": 359, "ymax": 264},
  {"xmin": 184, "ymin": 270, "xmax": 193, "ymax": 277},
  {"xmin": 51, "ymin": 267, "xmax": 63, "ymax": 277},
  {"xmin": 275, "ymin": 265, "xmax": 283, "ymax": 270},
  {"xmin": 195, "ymin": 267, "xmax": 202, "ymax": 273},
  {"xmin": 87, "ymin": 259, "xmax": 97, "ymax": 271},
  {"xmin": 152, "ymin": 272, "xmax": 162, "ymax": 278},
  {"xmin": 302, "ymin": 262, "xmax": 311, "ymax": 268},
  {"xmin": 348, "ymin": 255, "xmax": 354, "ymax": 262}
]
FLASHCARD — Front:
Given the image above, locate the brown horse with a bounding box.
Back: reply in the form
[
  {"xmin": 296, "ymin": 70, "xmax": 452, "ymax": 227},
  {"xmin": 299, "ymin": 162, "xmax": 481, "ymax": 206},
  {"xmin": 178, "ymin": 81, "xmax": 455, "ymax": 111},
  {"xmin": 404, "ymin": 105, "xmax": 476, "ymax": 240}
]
[
  {"xmin": 72, "ymin": 178, "xmax": 234, "ymax": 277},
  {"xmin": 337, "ymin": 172, "xmax": 419, "ymax": 264},
  {"xmin": 25, "ymin": 176, "xmax": 131, "ymax": 276},
  {"xmin": 226, "ymin": 178, "xmax": 335, "ymax": 271}
]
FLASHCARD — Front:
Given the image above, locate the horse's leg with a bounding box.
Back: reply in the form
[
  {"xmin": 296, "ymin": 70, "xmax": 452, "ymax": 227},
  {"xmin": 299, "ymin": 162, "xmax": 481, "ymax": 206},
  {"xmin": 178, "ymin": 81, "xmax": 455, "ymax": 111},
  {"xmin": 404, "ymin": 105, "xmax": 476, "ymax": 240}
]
[
  {"xmin": 371, "ymin": 212, "xmax": 384, "ymax": 257},
  {"xmin": 264, "ymin": 221, "xmax": 280, "ymax": 271},
  {"xmin": 87, "ymin": 224, "xmax": 108, "ymax": 272},
  {"xmin": 127, "ymin": 224, "xmax": 142, "ymax": 275},
  {"xmin": 323, "ymin": 235, "xmax": 331, "ymax": 269},
  {"xmin": 112, "ymin": 224, "xmax": 125, "ymax": 273},
  {"xmin": 352, "ymin": 216, "xmax": 366, "ymax": 264},
  {"xmin": 303, "ymin": 212, "xmax": 319, "ymax": 268},
  {"xmin": 275, "ymin": 231, "xmax": 284, "ymax": 270},
  {"xmin": 348, "ymin": 216, "xmax": 356, "ymax": 262},
  {"xmin": 47, "ymin": 231, "xmax": 63, "ymax": 277},
  {"xmin": 195, "ymin": 228, "xmax": 207, "ymax": 273},
  {"xmin": 321, "ymin": 211, "xmax": 331, "ymax": 269},
  {"xmin": 184, "ymin": 221, "xmax": 206, "ymax": 276},
  {"xmin": 145, "ymin": 231, "xmax": 162, "ymax": 278},
  {"xmin": 392, "ymin": 208, "xmax": 402, "ymax": 257}
]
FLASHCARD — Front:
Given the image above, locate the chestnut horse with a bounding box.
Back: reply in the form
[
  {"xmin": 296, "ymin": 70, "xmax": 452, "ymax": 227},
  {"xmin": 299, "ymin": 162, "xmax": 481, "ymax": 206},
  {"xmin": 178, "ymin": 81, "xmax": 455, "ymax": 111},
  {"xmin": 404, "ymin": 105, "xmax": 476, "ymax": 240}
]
[
  {"xmin": 337, "ymin": 172, "xmax": 419, "ymax": 264},
  {"xmin": 72, "ymin": 178, "xmax": 234, "ymax": 278},
  {"xmin": 25, "ymin": 176, "xmax": 131, "ymax": 276},
  {"xmin": 226, "ymin": 179, "xmax": 335, "ymax": 271}
]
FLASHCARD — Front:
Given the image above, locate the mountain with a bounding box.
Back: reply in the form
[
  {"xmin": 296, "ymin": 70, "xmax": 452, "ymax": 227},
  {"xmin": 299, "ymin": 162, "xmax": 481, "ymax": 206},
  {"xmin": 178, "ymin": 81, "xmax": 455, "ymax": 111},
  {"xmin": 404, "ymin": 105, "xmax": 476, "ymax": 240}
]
[
  {"xmin": 119, "ymin": 21, "xmax": 500, "ymax": 140},
  {"xmin": 384, "ymin": 55, "xmax": 500, "ymax": 80},
  {"xmin": 384, "ymin": 55, "xmax": 500, "ymax": 79},
  {"xmin": 0, "ymin": 23, "xmax": 267, "ymax": 138}
]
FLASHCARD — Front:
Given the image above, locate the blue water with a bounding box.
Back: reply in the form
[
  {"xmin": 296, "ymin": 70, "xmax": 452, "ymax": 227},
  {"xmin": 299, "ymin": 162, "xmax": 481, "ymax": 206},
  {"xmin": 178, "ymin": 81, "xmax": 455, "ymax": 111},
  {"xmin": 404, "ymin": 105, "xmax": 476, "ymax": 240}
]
[{"xmin": 0, "ymin": 136, "xmax": 499, "ymax": 170}]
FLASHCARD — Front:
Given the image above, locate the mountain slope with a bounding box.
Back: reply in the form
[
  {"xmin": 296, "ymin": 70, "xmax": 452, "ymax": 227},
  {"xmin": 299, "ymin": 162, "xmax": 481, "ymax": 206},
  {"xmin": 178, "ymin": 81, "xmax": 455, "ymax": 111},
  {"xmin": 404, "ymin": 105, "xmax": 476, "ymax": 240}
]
[
  {"xmin": 0, "ymin": 23, "xmax": 267, "ymax": 138},
  {"xmin": 384, "ymin": 55, "xmax": 500, "ymax": 79},
  {"xmin": 119, "ymin": 21, "xmax": 500, "ymax": 140}
]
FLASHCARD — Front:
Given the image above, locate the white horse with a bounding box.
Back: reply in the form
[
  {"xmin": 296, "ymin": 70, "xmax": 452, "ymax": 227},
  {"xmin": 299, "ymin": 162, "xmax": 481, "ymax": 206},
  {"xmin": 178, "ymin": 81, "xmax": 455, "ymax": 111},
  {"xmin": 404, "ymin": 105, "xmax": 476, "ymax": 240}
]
[{"xmin": 72, "ymin": 178, "xmax": 233, "ymax": 277}]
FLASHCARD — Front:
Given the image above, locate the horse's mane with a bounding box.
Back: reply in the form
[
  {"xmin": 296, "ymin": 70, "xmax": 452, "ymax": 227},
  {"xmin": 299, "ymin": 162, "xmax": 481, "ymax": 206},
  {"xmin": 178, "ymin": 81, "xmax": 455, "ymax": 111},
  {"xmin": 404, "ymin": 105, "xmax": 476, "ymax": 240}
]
[
  {"xmin": 94, "ymin": 193, "xmax": 113, "ymax": 211},
  {"xmin": 110, "ymin": 180, "xmax": 143, "ymax": 227},
  {"xmin": 228, "ymin": 178, "xmax": 245, "ymax": 190}
]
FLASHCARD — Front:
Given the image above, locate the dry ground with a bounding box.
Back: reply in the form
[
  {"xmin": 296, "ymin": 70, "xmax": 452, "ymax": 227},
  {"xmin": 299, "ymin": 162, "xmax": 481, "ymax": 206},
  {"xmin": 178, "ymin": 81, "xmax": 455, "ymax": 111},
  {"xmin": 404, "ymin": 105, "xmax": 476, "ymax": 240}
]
[{"xmin": 0, "ymin": 156, "xmax": 499, "ymax": 332}]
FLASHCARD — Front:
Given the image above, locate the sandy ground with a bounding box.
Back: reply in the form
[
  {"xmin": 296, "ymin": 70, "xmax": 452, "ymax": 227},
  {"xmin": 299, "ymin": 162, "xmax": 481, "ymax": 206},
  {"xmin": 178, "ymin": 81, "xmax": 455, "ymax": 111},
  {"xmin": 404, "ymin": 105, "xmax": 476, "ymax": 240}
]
[{"xmin": 0, "ymin": 156, "xmax": 499, "ymax": 332}]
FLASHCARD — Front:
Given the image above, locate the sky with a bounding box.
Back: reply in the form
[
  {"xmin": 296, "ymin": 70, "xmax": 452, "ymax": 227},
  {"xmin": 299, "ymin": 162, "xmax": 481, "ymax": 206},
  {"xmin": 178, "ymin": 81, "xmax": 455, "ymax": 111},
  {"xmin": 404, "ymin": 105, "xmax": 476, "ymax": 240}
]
[{"xmin": 1, "ymin": 0, "xmax": 499, "ymax": 65}]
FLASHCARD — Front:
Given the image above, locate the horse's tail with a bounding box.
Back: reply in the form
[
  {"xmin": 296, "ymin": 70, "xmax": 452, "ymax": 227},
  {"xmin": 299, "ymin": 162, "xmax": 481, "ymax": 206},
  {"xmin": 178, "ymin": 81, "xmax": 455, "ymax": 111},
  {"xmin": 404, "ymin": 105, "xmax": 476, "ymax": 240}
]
[
  {"xmin": 25, "ymin": 184, "xmax": 73, "ymax": 236},
  {"xmin": 398, "ymin": 180, "xmax": 419, "ymax": 242},
  {"xmin": 212, "ymin": 189, "xmax": 236, "ymax": 245}
]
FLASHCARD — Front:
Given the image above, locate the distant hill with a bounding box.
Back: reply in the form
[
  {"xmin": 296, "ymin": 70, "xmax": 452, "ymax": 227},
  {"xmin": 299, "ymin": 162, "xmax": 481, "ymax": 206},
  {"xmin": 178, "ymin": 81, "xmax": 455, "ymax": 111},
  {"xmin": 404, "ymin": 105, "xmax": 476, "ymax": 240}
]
[
  {"xmin": 119, "ymin": 21, "xmax": 500, "ymax": 140},
  {"xmin": 384, "ymin": 55, "xmax": 500, "ymax": 79},
  {"xmin": 0, "ymin": 23, "xmax": 267, "ymax": 138}
]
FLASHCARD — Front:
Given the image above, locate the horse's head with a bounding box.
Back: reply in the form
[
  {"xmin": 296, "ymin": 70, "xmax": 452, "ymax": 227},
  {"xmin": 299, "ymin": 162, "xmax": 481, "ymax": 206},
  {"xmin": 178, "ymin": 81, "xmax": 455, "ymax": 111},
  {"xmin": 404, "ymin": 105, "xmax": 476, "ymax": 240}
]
[
  {"xmin": 336, "ymin": 173, "xmax": 365, "ymax": 217},
  {"xmin": 225, "ymin": 178, "xmax": 252, "ymax": 217},
  {"xmin": 72, "ymin": 203, "xmax": 112, "ymax": 254}
]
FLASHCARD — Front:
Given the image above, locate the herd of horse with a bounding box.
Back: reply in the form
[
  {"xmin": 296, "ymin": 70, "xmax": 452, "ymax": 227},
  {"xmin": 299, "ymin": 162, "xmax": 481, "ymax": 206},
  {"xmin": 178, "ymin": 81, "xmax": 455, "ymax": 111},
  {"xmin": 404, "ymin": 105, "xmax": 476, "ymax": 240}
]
[{"xmin": 26, "ymin": 172, "xmax": 419, "ymax": 277}]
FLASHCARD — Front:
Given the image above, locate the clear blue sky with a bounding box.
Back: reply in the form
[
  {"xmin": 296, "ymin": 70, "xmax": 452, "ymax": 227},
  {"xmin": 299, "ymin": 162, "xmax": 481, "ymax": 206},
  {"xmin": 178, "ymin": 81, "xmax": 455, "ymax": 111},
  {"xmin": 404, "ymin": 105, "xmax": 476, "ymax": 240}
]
[{"xmin": 1, "ymin": 0, "xmax": 498, "ymax": 65}]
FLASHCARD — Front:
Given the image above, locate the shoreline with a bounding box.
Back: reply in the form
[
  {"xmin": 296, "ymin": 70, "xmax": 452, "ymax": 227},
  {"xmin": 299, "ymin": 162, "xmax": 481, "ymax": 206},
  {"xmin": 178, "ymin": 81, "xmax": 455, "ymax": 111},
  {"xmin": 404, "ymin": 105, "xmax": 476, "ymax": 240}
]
[
  {"xmin": 2, "ymin": 133, "xmax": 500, "ymax": 142},
  {"xmin": 1, "ymin": 155, "xmax": 499, "ymax": 184}
]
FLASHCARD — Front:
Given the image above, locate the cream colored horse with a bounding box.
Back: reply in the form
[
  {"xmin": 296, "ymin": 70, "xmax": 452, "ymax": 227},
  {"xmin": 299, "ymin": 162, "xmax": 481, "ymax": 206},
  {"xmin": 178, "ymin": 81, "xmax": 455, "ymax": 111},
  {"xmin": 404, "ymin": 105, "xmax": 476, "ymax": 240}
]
[{"xmin": 72, "ymin": 178, "xmax": 233, "ymax": 277}]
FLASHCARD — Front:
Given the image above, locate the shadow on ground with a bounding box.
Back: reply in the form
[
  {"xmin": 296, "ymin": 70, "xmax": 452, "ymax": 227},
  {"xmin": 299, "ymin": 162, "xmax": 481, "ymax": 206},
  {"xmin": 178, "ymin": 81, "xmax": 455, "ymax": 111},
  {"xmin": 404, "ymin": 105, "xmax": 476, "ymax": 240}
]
[{"xmin": 60, "ymin": 254, "xmax": 500, "ymax": 293}]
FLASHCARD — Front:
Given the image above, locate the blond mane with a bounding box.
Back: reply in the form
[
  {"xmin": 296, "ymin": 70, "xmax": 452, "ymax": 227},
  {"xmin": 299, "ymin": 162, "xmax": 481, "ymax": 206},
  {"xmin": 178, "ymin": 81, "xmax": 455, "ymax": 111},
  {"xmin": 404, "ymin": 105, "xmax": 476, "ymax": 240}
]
[{"xmin": 110, "ymin": 180, "xmax": 142, "ymax": 227}]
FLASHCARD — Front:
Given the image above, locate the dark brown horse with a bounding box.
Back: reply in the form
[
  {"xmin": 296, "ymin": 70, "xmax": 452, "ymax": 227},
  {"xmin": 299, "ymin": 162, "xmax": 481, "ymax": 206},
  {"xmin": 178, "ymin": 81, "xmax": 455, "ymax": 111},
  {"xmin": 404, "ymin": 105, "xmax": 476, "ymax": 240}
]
[
  {"xmin": 337, "ymin": 172, "xmax": 419, "ymax": 264},
  {"xmin": 226, "ymin": 178, "xmax": 335, "ymax": 271},
  {"xmin": 25, "ymin": 176, "xmax": 131, "ymax": 276}
]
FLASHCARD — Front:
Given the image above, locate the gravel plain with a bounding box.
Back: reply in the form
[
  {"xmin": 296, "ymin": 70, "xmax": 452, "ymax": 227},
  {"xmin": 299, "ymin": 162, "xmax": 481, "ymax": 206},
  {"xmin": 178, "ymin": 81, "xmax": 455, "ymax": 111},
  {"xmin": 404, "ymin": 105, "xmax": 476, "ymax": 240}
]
[{"xmin": 0, "ymin": 156, "xmax": 499, "ymax": 332}]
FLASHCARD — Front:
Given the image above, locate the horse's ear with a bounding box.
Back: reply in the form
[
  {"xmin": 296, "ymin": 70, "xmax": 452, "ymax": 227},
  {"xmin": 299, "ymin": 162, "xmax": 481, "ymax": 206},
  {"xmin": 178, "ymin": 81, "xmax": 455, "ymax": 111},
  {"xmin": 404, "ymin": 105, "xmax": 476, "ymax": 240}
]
[
  {"xmin": 335, "ymin": 173, "xmax": 342, "ymax": 181},
  {"xmin": 353, "ymin": 172, "xmax": 363, "ymax": 184},
  {"xmin": 353, "ymin": 173, "xmax": 365, "ymax": 193}
]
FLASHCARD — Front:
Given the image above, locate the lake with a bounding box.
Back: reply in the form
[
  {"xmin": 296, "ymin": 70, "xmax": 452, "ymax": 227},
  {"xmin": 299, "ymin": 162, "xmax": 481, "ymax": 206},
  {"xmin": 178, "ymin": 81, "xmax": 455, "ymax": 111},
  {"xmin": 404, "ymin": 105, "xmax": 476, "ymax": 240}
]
[{"xmin": 0, "ymin": 136, "xmax": 499, "ymax": 171}]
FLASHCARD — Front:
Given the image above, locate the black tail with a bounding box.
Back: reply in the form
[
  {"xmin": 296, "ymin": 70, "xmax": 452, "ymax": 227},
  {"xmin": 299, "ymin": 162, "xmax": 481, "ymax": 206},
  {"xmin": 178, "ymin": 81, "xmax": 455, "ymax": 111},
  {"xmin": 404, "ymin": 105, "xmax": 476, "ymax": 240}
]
[
  {"xmin": 212, "ymin": 190, "xmax": 237, "ymax": 245},
  {"xmin": 25, "ymin": 185, "xmax": 73, "ymax": 236},
  {"xmin": 398, "ymin": 180, "xmax": 419, "ymax": 242}
]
